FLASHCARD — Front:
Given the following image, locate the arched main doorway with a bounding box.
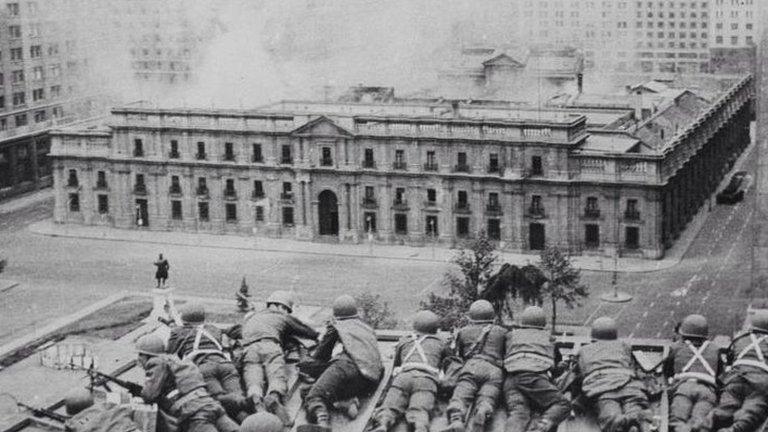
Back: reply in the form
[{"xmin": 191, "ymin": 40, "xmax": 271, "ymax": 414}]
[{"xmin": 318, "ymin": 190, "xmax": 339, "ymax": 236}]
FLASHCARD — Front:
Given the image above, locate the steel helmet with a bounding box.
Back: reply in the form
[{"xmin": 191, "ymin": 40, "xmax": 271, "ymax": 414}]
[
  {"xmin": 180, "ymin": 303, "xmax": 205, "ymax": 324},
  {"xmin": 750, "ymin": 310, "xmax": 768, "ymax": 332},
  {"xmin": 679, "ymin": 314, "xmax": 708, "ymax": 339},
  {"xmin": 591, "ymin": 317, "xmax": 618, "ymax": 340},
  {"xmin": 468, "ymin": 300, "xmax": 495, "ymax": 323},
  {"xmin": 333, "ymin": 295, "xmax": 358, "ymax": 319},
  {"xmin": 136, "ymin": 334, "xmax": 165, "ymax": 356},
  {"xmin": 412, "ymin": 310, "xmax": 440, "ymax": 334},
  {"xmin": 267, "ymin": 290, "xmax": 295, "ymax": 313},
  {"xmin": 64, "ymin": 388, "xmax": 94, "ymax": 415},
  {"xmin": 239, "ymin": 412, "xmax": 283, "ymax": 432},
  {"xmin": 520, "ymin": 306, "xmax": 547, "ymax": 329}
]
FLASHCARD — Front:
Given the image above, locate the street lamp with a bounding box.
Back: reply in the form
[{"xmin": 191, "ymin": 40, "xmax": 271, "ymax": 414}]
[
  {"xmin": 429, "ymin": 219, "xmax": 436, "ymax": 260},
  {"xmin": 366, "ymin": 215, "xmax": 373, "ymax": 255}
]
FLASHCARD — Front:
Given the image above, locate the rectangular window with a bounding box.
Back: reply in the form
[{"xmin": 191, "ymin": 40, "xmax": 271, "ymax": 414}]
[
  {"xmin": 281, "ymin": 145, "xmax": 292, "ymax": 164},
  {"xmin": 68, "ymin": 193, "xmax": 79, "ymax": 211},
  {"xmin": 282, "ymin": 207, "xmax": 294, "ymax": 226},
  {"xmin": 0, "ymin": 96, "xmax": 4, "ymax": 108},
  {"xmin": 252, "ymin": 143, "xmax": 263, "ymax": 162},
  {"xmin": 198, "ymin": 202, "xmax": 209, "ymax": 221},
  {"xmin": 225, "ymin": 179, "xmax": 236, "ymax": 197},
  {"xmin": 32, "ymin": 88, "xmax": 44, "ymax": 101},
  {"xmin": 530, "ymin": 195, "xmax": 544, "ymax": 215},
  {"xmin": 96, "ymin": 170, "xmax": 107, "ymax": 188},
  {"xmin": 33, "ymin": 110, "xmax": 45, "ymax": 122},
  {"xmin": 394, "ymin": 213, "xmax": 408, "ymax": 234},
  {"xmin": 488, "ymin": 192, "xmax": 499, "ymax": 209},
  {"xmin": 364, "ymin": 212, "xmax": 377, "ymax": 233},
  {"xmin": 625, "ymin": 226, "xmax": 640, "ymax": 249},
  {"xmin": 133, "ymin": 139, "xmax": 144, "ymax": 157},
  {"xmin": 395, "ymin": 187, "xmax": 406, "ymax": 205},
  {"xmin": 488, "ymin": 153, "xmax": 499, "ymax": 173},
  {"xmin": 67, "ymin": 169, "xmax": 78, "ymax": 186},
  {"xmin": 427, "ymin": 188, "xmax": 436, "ymax": 203},
  {"xmin": 7, "ymin": 3, "xmax": 18, "ymax": 15},
  {"xmin": 10, "ymin": 48, "xmax": 22, "ymax": 61},
  {"xmin": 253, "ymin": 180, "xmax": 264, "ymax": 198},
  {"xmin": 255, "ymin": 206, "xmax": 264, "ymax": 222},
  {"xmin": 170, "ymin": 175, "xmax": 181, "ymax": 194},
  {"xmin": 97, "ymin": 194, "xmax": 109, "ymax": 214},
  {"xmin": 282, "ymin": 182, "xmax": 292, "ymax": 193},
  {"xmin": 12, "ymin": 92, "xmax": 25, "ymax": 106},
  {"xmin": 456, "ymin": 152, "xmax": 469, "ymax": 172},
  {"xmin": 321, "ymin": 146, "xmax": 333, "ymax": 166},
  {"xmin": 11, "ymin": 70, "xmax": 23, "ymax": 84},
  {"xmin": 224, "ymin": 142, "xmax": 235, "ymax": 161},
  {"xmin": 30, "ymin": 45, "xmax": 41, "ymax": 58},
  {"xmin": 585, "ymin": 224, "xmax": 600, "ymax": 247},
  {"xmin": 169, "ymin": 140, "xmax": 179, "ymax": 158},
  {"xmin": 394, "ymin": 149, "xmax": 406, "ymax": 169},
  {"xmin": 197, "ymin": 177, "xmax": 208, "ymax": 195},
  {"xmin": 456, "ymin": 217, "xmax": 470, "ymax": 237},
  {"xmin": 426, "ymin": 215, "xmax": 438, "ymax": 236},
  {"xmin": 531, "ymin": 156, "xmax": 543, "ymax": 175},
  {"xmin": 196, "ymin": 142, "xmax": 206, "ymax": 160},
  {"xmin": 425, "ymin": 150, "xmax": 437, "ymax": 171},
  {"xmin": 457, "ymin": 190, "xmax": 468, "ymax": 207},
  {"xmin": 625, "ymin": 199, "xmax": 639, "ymax": 219},
  {"xmin": 33, "ymin": 67, "xmax": 43, "ymax": 80},
  {"xmin": 364, "ymin": 148, "xmax": 375, "ymax": 168},
  {"xmin": 171, "ymin": 200, "xmax": 182, "ymax": 220},
  {"xmin": 225, "ymin": 203, "xmax": 237, "ymax": 222},
  {"xmin": 135, "ymin": 174, "xmax": 146, "ymax": 193},
  {"xmin": 8, "ymin": 25, "xmax": 20, "ymax": 38},
  {"xmin": 487, "ymin": 219, "xmax": 501, "ymax": 240},
  {"xmin": 14, "ymin": 113, "xmax": 26, "ymax": 126},
  {"xmin": 364, "ymin": 186, "xmax": 375, "ymax": 205}
]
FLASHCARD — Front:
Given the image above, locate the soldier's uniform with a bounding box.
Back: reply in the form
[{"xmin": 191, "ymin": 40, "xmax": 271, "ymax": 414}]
[
  {"xmin": 445, "ymin": 300, "xmax": 506, "ymax": 432},
  {"xmin": 373, "ymin": 311, "xmax": 452, "ymax": 432},
  {"xmin": 663, "ymin": 315, "xmax": 720, "ymax": 432},
  {"xmin": 574, "ymin": 317, "xmax": 650, "ymax": 432},
  {"xmin": 168, "ymin": 305, "xmax": 248, "ymax": 421},
  {"xmin": 136, "ymin": 334, "xmax": 239, "ymax": 432},
  {"xmin": 65, "ymin": 404, "xmax": 141, "ymax": 432},
  {"xmin": 239, "ymin": 291, "xmax": 319, "ymax": 416},
  {"xmin": 704, "ymin": 310, "xmax": 768, "ymax": 432},
  {"xmin": 503, "ymin": 306, "xmax": 570, "ymax": 432},
  {"xmin": 300, "ymin": 295, "xmax": 383, "ymax": 432}
]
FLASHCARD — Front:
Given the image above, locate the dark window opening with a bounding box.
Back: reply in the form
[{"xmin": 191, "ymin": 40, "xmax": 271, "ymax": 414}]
[
  {"xmin": 96, "ymin": 171, "xmax": 107, "ymax": 189},
  {"xmin": 225, "ymin": 179, "xmax": 236, "ymax": 197},
  {"xmin": 364, "ymin": 212, "xmax": 377, "ymax": 233},
  {"xmin": 456, "ymin": 217, "xmax": 470, "ymax": 237},
  {"xmin": 252, "ymin": 143, "xmax": 263, "ymax": 162},
  {"xmin": 224, "ymin": 142, "xmax": 235, "ymax": 161},
  {"xmin": 171, "ymin": 200, "xmax": 182, "ymax": 220},
  {"xmin": 197, "ymin": 177, "xmax": 208, "ymax": 195},
  {"xmin": 363, "ymin": 148, "xmax": 375, "ymax": 168},
  {"xmin": 531, "ymin": 156, "xmax": 543, "ymax": 175},
  {"xmin": 585, "ymin": 224, "xmax": 600, "ymax": 248},
  {"xmin": 626, "ymin": 226, "xmax": 640, "ymax": 249},
  {"xmin": 281, "ymin": 182, "xmax": 293, "ymax": 200},
  {"xmin": 425, "ymin": 150, "xmax": 437, "ymax": 171},
  {"xmin": 170, "ymin": 176, "xmax": 181, "ymax": 194},
  {"xmin": 169, "ymin": 140, "xmax": 179, "ymax": 158},
  {"xmin": 97, "ymin": 195, "xmax": 108, "ymax": 214},
  {"xmin": 426, "ymin": 215, "xmax": 438, "ymax": 236},
  {"xmin": 456, "ymin": 152, "xmax": 469, "ymax": 172},
  {"xmin": 198, "ymin": 202, "xmax": 209, "ymax": 221},
  {"xmin": 625, "ymin": 199, "xmax": 640, "ymax": 219},
  {"xmin": 585, "ymin": 197, "xmax": 600, "ymax": 217},
  {"xmin": 394, "ymin": 149, "xmax": 406, "ymax": 169},
  {"xmin": 253, "ymin": 180, "xmax": 264, "ymax": 199},
  {"xmin": 281, "ymin": 145, "xmax": 292, "ymax": 164},
  {"xmin": 67, "ymin": 169, "xmax": 78, "ymax": 186},
  {"xmin": 321, "ymin": 147, "xmax": 333, "ymax": 166},
  {"xmin": 488, "ymin": 153, "xmax": 500, "ymax": 173},
  {"xmin": 487, "ymin": 219, "xmax": 501, "ymax": 240},
  {"xmin": 68, "ymin": 193, "xmax": 79, "ymax": 211},
  {"xmin": 395, "ymin": 187, "xmax": 406, "ymax": 205},
  {"xmin": 394, "ymin": 213, "xmax": 408, "ymax": 234},
  {"xmin": 427, "ymin": 188, "xmax": 437, "ymax": 203},
  {"xmin": 255, "ymin": 206, "xmax": 264, "ymax": 222},
  {"xmin": 225, "ymin": 203, "xmax": 237, "ymax": 222},
  {"xmin": 133, "ymin": 139, "xmax": 144, "ymax": 157},
  {"xmin": 134, "ymin": 174, "xmax": 146, "ymax": 193},
  {"xmin": 282, "ymin": 207, "xmax": 294, "ymax": 226},
  {"xmin": 196, "ymin": 142, "xmax": 206, "ymax": 160}
]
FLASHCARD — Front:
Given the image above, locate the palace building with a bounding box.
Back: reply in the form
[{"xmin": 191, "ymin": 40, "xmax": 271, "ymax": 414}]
[{"xmin": 49, "ymin": 76, "xmax": 753, "ymax": 259}]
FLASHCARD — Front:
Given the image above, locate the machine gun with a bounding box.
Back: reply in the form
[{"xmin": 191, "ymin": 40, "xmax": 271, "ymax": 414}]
[{"xmin": 16, "ymin": 401, "xmax": 70, "ymax": 423}]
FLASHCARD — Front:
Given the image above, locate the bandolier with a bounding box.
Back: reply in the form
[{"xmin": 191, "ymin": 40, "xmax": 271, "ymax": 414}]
[
  {"xmin": 444, "ymin": 300, "xmax": 506, "ymax": 432},
  {"xmin": 575, "ymin": 317, "xmax": 651, "ymax": 432},
  {"xmin": 704, "ymin": 310, "xmax": 768, "ymax": 432},
  {"xmin": 503, "ymin": 306, "xmax": 570, "ymax": 432},
  {"xmin": 373, "ymin": 310, "xmax": 452, "ymax": 432}
]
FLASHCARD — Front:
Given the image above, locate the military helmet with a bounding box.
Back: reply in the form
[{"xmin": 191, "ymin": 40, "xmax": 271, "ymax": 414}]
[
  {"xmin": 520, "ymin": 306, "xmax": 547, "ymax": 329},
  {"xmin": 267, "ymin": 290, "xmax": 294, "ymax": 313},
  {"xmin": 180, "ymin": 303, "xmax": 205, "ymax": 324},
  {"xmin": 750, "ymin": 310, "xmax": 768, "ymax": 333},
  {"xmin": 468, "ymin": 300, "xmax": 495, "ymax": 323},
  {"xmin": 64, "ymin": 388, "xmax": 94, "ymax": 415},
  {"xmin": 679, "ymin": 314, "xmax": 708, "ymax": 339},
  {"xmin": 333, "ymin": 295, "xmax": 358, "ymax": 319},
  {"xmin": 239, "ymin": 412, "xmax": 283, "ymax": 432},
  {"xmin": 413, "ymin": 310, "xmax": 440, "ymax": 334},
  {"xmin": 591, "ymin": 317, "xmax": 618, "ymax": 340},
  {"xmin": 136, "ymin": 334, "xmax": 165, "ymax": 356}
]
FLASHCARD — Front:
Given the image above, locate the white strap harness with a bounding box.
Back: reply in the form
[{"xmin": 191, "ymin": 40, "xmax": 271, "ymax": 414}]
[
  {"xmin": 393, "ymin": 334, "xmax": 440, "ymax": 377},
  {"xmin": 673, "ymin": 340, "xmax": 716, "ymax": 385},
  {"xmin": 733, "ymin": 333, "xmax": 768, "ymax": 373},
  {"xmin": 183, "ymin": 325, "xmax": 230, "ymax": 362}
]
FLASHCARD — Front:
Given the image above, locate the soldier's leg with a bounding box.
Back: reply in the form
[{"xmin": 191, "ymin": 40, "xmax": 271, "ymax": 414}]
[
  {"xmin": 688, "ymin": 385, "xmax": 717, "ymax": 432},
  {"xmin": 212, "ymin": 361, "xmax": 249, "ymax": 422},
  {"xmin": 447, "ymin": 374, "xmax": 479, "ymax": 419},
  {"xmin": 241, "ymin": 345, "xmax": 267, "ymax": 408},
  {"xmin": 405, "ymin": 376, "xmax": 438, "ymax": 432},
  {"xmin": 517, "ymin": 372, "xmax": 569, "ymax": 430},
  {"xmin": 305, "ymin": 358, "xmax": 360, "ymax": 426},
  {"xmin": 263, "ymin": 342, "xmax": 289, "ymax": 398},
  {"xmin": 214, "ymin": 413, "xmax": 240, "ymax": 432},
  {"xmin": 373, "ymin": 375, "xmax": 410, "ymax": 432},
  {"xmin": 504, "ymin": 375, "xmax": 533, "ymax": 432},
  {"xmin": 705, "ymin": 376, "xmax": 750, "ymax": 431},
  {"xmin": 729, "ymin": 393, "xmax": 768, "ymax": 432},
  {"xmin": 474, "ymin": 365, "xmax": 503, "ymax": 418},
  {"xmin": 595, "ymin": 396, "xmax": 624, "ymax": 432},
  {"xmin": 621, "ymin": 384, "xmax": 651, "ymax": 432},
  {"xmin": 669, "ymin": 388, "xmax": 694, "ymax": 432}
]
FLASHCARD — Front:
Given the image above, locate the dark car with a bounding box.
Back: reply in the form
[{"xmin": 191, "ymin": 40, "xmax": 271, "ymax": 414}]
[{"xmin": 716, "ymin": 171, "xmax": 748, "ymax": 204}]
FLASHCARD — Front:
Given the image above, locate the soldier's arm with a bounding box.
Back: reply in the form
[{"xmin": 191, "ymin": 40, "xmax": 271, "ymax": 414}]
[
  {"xmin": 393, "ymin": 340, "xmax": 405, "ymax": 367},
  {"xmin": 312, "ymin": 325, "xmax": 339, "ymax": 361},
  {"xmin": 286, "ymin": 315, "xmax": 320, "ymax": 340},
  {"xmin": 140, "ymin": 358, "xmax": 169, "ymax": 403}
]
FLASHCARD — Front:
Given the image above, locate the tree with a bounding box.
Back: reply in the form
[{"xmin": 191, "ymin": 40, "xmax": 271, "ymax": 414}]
[
  {"xmin": 421, "ymin": 232, "xmax": 498, "ymax": 329},
  {"xmin": 537, "ymin": 246, "xmax": 589, "ymax": 335},
  {"xmin": 355, "ymin": 291, "xmax": 398, "ymax": 330},
  {"xmin": 483, "ymin": 263, "xmax": 547, "ymax": 323}
]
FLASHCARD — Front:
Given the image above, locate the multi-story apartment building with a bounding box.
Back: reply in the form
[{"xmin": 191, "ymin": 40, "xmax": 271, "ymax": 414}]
[
  {"xmin": 709, "ymin": 0, "xmax": 761, "ymax": 73},
  {"xmin": 49, "ymin": 76, "xmax": 753, "ymax": 259}
]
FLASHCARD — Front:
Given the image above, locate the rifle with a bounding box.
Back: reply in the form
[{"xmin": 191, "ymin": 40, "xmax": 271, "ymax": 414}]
[
  {"xmin": 16, "ymin": 401, "xmax": 70, "ymax": 423},
  {"xmin": 74, "ymin": 361, "xmax": 143, "ymax": 397}
]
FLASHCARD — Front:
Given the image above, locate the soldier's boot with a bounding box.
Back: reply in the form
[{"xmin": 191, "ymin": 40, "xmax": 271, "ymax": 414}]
[
  {"xmin": 442, "ymin": 410, "xmax": 465, "ymax": 432},
  {"xmin": 412, "ymin": 424, "xmax": 429, "ymax": 432},
  {"xmin": 371, "ymin": 410, "xmax": 396, "ymax": 432},
  {"xmin": 297, "ymin": 405, "xmax": 331, "ymax": 432},
  {"xmin": 335, "ymin": 397, "xmax": 360, "ymax": 419},
  {"xmin": 264, "ymin": 392, "xmax": 293, "ymax": 427},
  {"xmin": 468, "ymin": 403, "xmax": 494, "ymax": 432},
  {"xmin": 526, "ymin": 418, "xmax": 555, "ymax": 432}
]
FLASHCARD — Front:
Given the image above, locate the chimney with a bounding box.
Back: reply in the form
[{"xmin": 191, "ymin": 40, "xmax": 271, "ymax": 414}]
[
  {"xmin": 633, "ymin": 90, "xmax": 643, "ymax": 121},
  {"xmin": 577, "ymin": 73, "xmax": 583, "ymax": 94}
]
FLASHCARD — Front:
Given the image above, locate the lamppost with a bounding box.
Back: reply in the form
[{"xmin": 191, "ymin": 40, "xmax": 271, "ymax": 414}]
[
  {"xmin": 429, "ymin": 219, "xmax": 436, "ymax": 260},
  {"xmin": 136, "ymin": 204, "xmax": 143, "ymax": 228},
  {"xmin": 366, "ymin": 215, "xmax": 373, "ymax": 255}
]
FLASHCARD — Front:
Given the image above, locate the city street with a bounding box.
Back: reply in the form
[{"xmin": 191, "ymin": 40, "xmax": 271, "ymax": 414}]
[{"xmin": 0, "ymin": 145, "xmax": 758, "ymax": 345}]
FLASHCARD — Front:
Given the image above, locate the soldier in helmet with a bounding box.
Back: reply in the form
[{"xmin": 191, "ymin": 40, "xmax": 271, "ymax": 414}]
[
  {"xmin": 660, "ymin": 314, "xmax": 721, "ymax": 432},
  {"xmin": 703, "ymin": 310, "xmax": 768, "ymax": 432},
  {"xmin": 240, "ymin": 290, "xmax": 319, "ymax": 425},
  {"xmin": 239, "ymin": 412, "xmax": 283, "ymax": 432},
  {"xmin": 298, "ymin": 295, "xmax": 383, "ymax": 432},
  {"xmin": 503, "ymin": 306, "xmax": 570, "ymax": 432},
  {"xmin": 371, "ymin": 310, "xmax": 452, "ymax": 432},
  {"xmin": 136, "ymin": 333, "xmax": 239, "ymax": 432},
  {"xmin": 167, "ymin": 303, "xmax": 250, "ymax": 422},
  {"xmin": 63, "ymin": 388, "xmax": 141, "ymax": 432},
  {"xmin": 572, "ymin": 317, "xmax": 651, "ymax": 432},
  {"xmin": 443, "ymin": 299, "xmax": 506, "ymax": 432}
]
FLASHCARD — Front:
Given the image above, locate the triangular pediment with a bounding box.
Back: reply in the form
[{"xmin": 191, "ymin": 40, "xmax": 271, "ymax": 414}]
[
  {"xmin": 482, "ymin": 53, "xmax": 524, "ymax": 68},
  {"xmin": 292, "ymin": 116, "xmax": 353, "ymax": 137}
]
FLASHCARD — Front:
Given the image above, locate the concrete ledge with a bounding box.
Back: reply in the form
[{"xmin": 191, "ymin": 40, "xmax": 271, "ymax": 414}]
[
  {"xmin": 600, "ymin": 291, "xmax": 634, "ymax": 303},
  {"xmin": 0, "ymin": 279, "xmax": 18, "ymax": 293}
]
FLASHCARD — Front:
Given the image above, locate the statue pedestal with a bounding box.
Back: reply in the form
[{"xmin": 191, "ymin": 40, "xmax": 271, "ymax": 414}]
[{"xmin": 148, "ymin": 287, "xmax": 182, "ymax": 325}]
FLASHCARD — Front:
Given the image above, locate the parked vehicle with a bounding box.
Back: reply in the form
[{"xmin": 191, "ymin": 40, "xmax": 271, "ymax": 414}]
[{"xmin": 716, "ymin": 171, "xmax": 747, "ymax": 204}]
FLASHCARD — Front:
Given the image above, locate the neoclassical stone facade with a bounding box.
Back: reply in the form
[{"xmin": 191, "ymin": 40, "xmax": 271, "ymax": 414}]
[{"xmin": 50, "ymin": 76, "xmax": 754, "ymax": 259}]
